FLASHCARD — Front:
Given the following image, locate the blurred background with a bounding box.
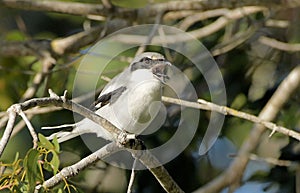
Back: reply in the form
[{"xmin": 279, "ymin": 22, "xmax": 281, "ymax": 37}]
[{"xmin": 0, "ymin": 0, "xmax": 300, "ymax": 192}]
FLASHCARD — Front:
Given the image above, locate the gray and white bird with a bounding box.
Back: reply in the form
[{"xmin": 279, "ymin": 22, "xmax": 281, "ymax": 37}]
[{"xmin": 43, "ymin": 52, "xmax": 171, "ymax": 143}]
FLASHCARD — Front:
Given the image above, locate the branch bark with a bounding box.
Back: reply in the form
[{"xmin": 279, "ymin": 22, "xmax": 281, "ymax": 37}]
[
  {"xmin": 259, "ymin": 36, "xmax": 300, "ymax": 52},
  {"xmin": 162, "ymin": 96, "xmax": 300, "ymax": 142}
]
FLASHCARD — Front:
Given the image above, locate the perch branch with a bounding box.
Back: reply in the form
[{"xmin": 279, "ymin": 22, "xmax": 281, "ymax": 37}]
[
  {"xmin": 1, "ymin": 90, "xmax": 183, "ymax": 193},
  {"xmin": 162, "ymin": 96, "xmax": 300, "ymax": 142}
]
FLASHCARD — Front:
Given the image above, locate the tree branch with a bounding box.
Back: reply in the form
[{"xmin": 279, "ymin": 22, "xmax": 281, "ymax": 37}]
[
  {"xmin": 1, "ymin": 90, "xmax": 184, "ymax": 193},
  {"xmin": 162, "ymin": 96, "xmax": 300, "ymax": 142},
  {"xmin": 0, "ymin": 108, "xmax": 17, "ymax": 157},
  {"xmin": 0, "ymin": 0, "xmax": 108, "ymax": 17},
  {"xmin": 259, "ymin": 36, "xmax": 300, "ymax": 52}
]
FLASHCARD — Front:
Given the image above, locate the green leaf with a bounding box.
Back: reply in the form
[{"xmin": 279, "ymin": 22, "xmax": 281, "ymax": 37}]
[
  {"xmin": 49, "ymin": 150, "xmax": 60, "ymax": 175},
  {"xmin": 38, "ymin": 133, "xmax": 54, "ymax": 150},
  {"xmin": 5, "ymin": 30, "xmax": 27, "ymax": 41},
  {"xmin": 52, "ymin": 136, "xmax": 60, "ymax": 153},
  {"xmin": 43, "ymin": 161, "xmax": 53, "ymax": 172},
  {"xmin": 24, "ymin": 149, "xmax": 42, "ymax": 192},
  {"xmin": 13, "ymin": 152, "xmax": 19, "ymax": 163},
  {"xmin": 16, "ymin": 181, "xmax": 29, "ymax": 193},
  {"xmin": 111, "ymin": 0, "xmax": 147, "ymax": 8}
]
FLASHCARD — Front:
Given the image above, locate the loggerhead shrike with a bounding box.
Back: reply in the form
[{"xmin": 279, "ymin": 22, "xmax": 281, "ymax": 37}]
[{"xmin": 44, "ymin": 52, "xmax": 171, "ymax": 143}]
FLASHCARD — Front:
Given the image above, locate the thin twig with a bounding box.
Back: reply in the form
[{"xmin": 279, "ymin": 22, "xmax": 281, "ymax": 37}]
[
  {"xmin": 211, "ymin": 26, "xmax": 257, "ymax": 56},
  {"xmin": 259, "ymin": 36, "xmax": 300, "ymax": 52},
  {"xmin": 265, "ymin": 19, "xmax": 290, "ymax": 28},
  {"xmin": 18, "ymin": 111, "xmax": 38, "ymax": 148},
  {"xmin": 179, "ymin": 8, "xmax": 229, "ymax": 30},
  {"xmin": 11, "ymin": 114, "xmax": 33, "ymax": 137},
  {"xmin": 127, "ymin": 158, "xmax": 138, "ymax": 193},
  {"xmin": 248, "ymin": 153, "xmax": 294, "ymax": 167},
  {"xmin": 163, "ymin": 10, "xmax": 195, "ymax": 21},
  {"xmin": 135, "ymin": 11, "xmax": 163, "ymax": 56},
  {"xmin": 20, "ymin": 53, "xmax": 56, "ymax": 102},
  {"xmin": 0, "ymin": 108, "xmax": 17, "ymax": 156}
]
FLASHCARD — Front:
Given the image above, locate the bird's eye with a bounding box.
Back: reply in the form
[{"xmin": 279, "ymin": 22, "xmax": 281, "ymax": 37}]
[{"xmin": 141, "ymin": 57, "xmax": 151, "ymax": 63}]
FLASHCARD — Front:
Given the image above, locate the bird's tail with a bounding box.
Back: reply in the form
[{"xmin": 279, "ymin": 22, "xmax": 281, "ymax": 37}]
[{"xmin": 42, "ymin": 123, "xmax": 81, "ymax": 143}]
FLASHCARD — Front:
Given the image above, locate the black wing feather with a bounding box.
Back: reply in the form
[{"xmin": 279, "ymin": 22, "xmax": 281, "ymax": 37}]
[{"xmin": 92, "ymin": 86, "xmax": 127, "ymax": 110}]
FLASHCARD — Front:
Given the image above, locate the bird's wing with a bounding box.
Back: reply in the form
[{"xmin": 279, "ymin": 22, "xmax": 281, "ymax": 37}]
[{"xmin": 93, "ymin": 86, "xmax": 127, "ymax": 110}]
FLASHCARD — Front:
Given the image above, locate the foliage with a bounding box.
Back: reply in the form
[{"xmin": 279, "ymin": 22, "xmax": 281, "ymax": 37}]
[{"xmin": 0, "ymin": 134, "xmax": 74, "ymax": 193}]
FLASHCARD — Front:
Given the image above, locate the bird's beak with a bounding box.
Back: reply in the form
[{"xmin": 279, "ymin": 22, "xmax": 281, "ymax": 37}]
[{"xmin": 151, "ymin": 60, "xmax": 171, "ymax": 84}]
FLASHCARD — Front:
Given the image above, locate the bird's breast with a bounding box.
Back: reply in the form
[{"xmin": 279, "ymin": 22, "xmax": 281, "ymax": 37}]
[{"xmin": 128, "ymin": 79, "xmax": 162, "ymax": 124}]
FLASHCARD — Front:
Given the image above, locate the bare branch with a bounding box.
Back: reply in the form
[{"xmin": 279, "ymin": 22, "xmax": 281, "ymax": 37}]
[
  {"xmin": 135, "ymin": 12, "xmax": 164, "ymax": 56},
  {"xmin": 259, "ymin": 36, "xmax": 300, "ymax": 52},
  {"xmin": 0, "ymin": 0, "xmax": 108, "ymax": 17},
  {"xmin": 247, "ymin": 153, "xmax": 295, "ymax": 167},
  {"xmin": 21, "ymin": 57, "xmax": 56, "ymax": 102},
  {"xmin": 8, "ymin": 86, "xmax": 104, "ymax": 138},
  {"xmin": 0, "ymin": 40, "xmax": 52, "ymax": 57},
  {"xmin": 1, "ymin": 90, "xmax": 183, "ymax": 193},
  {"xmin": 51, "ymin": 26, "xmax": 103, "ymax": 55},
  {"xmin": 0, "ymin": 90, "xmax": 120, "ymax": 158},
  {"xmin": 18, "ymin": 110, "xmax": 38, "ymax": 148},
  {"xmin": 127, "ymin": 159, "xmax": 138, "ymax": 193},
  {"xmin": 162, "ymin": 96, "xmax": 300, "ymax": 142},
  {"xmin": 163, "ymin": 10, "xmax": 196, "ymax": 21},
  {"xmin": 196, "ymin": 99, "xmax": 300, "ymax": 141},
  {"xmin": 0, "ymin": 108, "xmax": 17, "ymax": 156},
  {"xmin": 211, "ymin": 26, "xmax": 256, "ymax": 56},
  {"xmin": 179, "ymin": 8, "xmax": 229, "ymax": 30},
  {"xmin": 265, "ymin": 19, "xmax": 290, "ymax": 28},
  {"xmin": 11, "ymin": 114, "xmax": 33, "ymax": 137}
]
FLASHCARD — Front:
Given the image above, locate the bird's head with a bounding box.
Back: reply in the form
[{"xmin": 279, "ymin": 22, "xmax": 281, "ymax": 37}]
[{"xmin": 130, "ymin": 52, "xmax": 171, "ymax": 83}]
